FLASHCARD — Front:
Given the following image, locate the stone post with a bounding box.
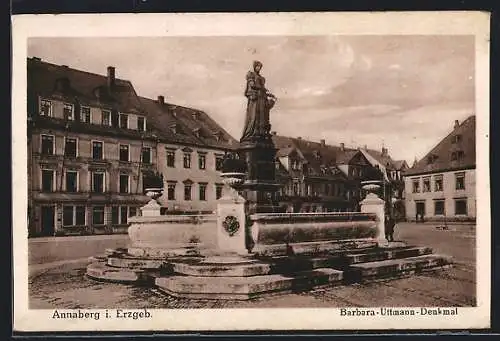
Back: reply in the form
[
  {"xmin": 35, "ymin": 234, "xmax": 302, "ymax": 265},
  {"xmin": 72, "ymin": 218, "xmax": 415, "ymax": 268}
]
[
  {"xmin": 360, "ymin": 192, "xmax": 387, "ymax": 246},
  {"xmin": 216, "ymin": 186, "xmax": 247, "ymax": 254},
  {"xmin": 140, "ymin": 199, "xmax": 161, "ymax": 217}
]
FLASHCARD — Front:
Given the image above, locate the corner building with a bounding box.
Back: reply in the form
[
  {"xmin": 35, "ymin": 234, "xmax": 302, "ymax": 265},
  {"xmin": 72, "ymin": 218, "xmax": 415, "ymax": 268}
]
[
  {"xmin": 403, "ymin": 116, "xmax": 476, "ymax": 222},
  {"xmin": 27, "ymin": 57, "xmax": 236, "ymax": 236}
]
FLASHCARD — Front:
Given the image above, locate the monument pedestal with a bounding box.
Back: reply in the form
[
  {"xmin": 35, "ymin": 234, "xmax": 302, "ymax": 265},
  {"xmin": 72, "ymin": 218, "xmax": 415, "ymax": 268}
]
[
  {"xmin": 360, "ymin": 193, "xmax": 387, "ymax": 247},
  {"xmin": 216, "ymin": 186, "xmax": 248, "ymax": 254},
  {"xmin": 239, "ymin": 136, "xmax": 281, "ymax": 214}
]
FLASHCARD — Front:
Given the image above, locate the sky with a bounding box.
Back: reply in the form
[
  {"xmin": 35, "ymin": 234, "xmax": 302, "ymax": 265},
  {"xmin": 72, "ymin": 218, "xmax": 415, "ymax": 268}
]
[{"xmin": 28, "ymin": 35, "xmax": 475, "ymax": 163}]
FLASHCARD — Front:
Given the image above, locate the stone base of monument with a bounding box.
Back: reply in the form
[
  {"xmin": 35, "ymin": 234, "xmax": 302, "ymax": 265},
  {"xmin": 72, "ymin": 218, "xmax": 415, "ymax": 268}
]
[{"xmin": 86, "ymin": 239, "xmax": 453, "ymax": 299}]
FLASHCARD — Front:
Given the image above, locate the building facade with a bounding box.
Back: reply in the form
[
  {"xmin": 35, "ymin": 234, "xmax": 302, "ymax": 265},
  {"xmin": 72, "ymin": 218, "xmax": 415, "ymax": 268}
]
[
  {"xmin": 403, "ymin": 116, "xmax": 476, "ymax": 222},
  {"xmin": 27, "ymin": 57, "xmax": 236, "ymax": 236},
  {"xmin": 271, "ymin": 134, "xmax": 392, "ymax": 213}
]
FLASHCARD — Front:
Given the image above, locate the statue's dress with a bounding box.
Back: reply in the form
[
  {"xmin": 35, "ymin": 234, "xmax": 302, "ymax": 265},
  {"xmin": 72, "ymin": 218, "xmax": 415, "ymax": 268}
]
[{"xmin": 241, "ymin": 71, "xmax": 269, "ymax": 141}]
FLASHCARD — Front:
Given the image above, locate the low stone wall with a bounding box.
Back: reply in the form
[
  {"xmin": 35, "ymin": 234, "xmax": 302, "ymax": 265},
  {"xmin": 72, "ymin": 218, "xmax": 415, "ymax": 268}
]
[
  {"xmin": 249, "ymin": 212, "xmax": 378, "ymax": 251},
  {"xmin": 128, "ymin": 215, "xmax": 217, "ymax": 250}
]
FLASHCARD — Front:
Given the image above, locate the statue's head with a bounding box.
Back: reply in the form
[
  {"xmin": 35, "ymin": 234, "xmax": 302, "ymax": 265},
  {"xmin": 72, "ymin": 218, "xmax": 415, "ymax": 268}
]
[{"xmin": 253, "ymin": 60, "xmax": 263, "ymax": 73}]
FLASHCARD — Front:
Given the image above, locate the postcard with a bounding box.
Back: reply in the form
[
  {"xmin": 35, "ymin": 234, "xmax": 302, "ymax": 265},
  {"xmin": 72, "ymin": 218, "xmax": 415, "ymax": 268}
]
[{"xmin": 12, "ymin": 11, "xmax": 490, "ymax": 332}]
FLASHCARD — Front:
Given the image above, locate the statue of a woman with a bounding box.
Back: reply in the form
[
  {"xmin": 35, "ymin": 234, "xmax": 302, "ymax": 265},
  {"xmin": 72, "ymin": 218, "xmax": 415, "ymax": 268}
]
[{"xmin": 241, "ymin": 61, "xmax": 277, "ymax": 142}]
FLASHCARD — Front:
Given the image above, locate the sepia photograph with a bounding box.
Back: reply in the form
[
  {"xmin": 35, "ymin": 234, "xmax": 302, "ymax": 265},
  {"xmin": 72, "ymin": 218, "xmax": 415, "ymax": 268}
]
[{"xmin": 12, "ymin": 12, "xmax": 490, "ymax": 331}]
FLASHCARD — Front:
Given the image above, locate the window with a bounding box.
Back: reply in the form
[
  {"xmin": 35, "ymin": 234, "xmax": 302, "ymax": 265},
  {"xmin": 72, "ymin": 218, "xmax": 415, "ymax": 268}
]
[
  {"xmin": 63, "ymin": 205, "xmax": 86, "ymax": 226},
  {"xmin": 434, "ymin": 200, "xmax": 445, "ymax": 215},
  {"xmin": 293, "ymin": 183, "xmax": 299, "ymax": 196},
  {"xmin": 101, "ymin": 110, "xmax": 111, "ymax": 126},
  {"xmin": 41, "ymin": 169, "xmax": 54, "ymax": 192},
  {"xmin": 434, "ymin": 175, "xmax": 443, "ymax": 192},
  {"xmin": 141, "ymin": 147, "xmax": 151, "ymax": 164},
  {"xmin": 119, "ymin": 145, "xmax": 129, "ymax": 162},
  {"xmin": 39, "ymin": 99, "xmax": 52, "ymax": 117},
  {"xmin": 64, "ymin": 137, "xmax": 77, "ymax": 157},
  {"xmin": 119, "ymin": 174, "xmax": 129, "ymax": 193},
  {"xmin": 412, "ymin": 179, "xmax": 420, "ymax": 193},
  {"xmin": 216, "ymin": 184, "xmax": 223, "ymax": 199},
  {"xmin": 423, "ymin": 177, "xmax": 431, "ymax": 192},
  {"xmin": 92, "ymin": 141, "xmax": 103, "ymax": 160},
  {"xmin": 166, "ymin": 150, "xmax": 175, "ymax": 167},
  {"xmin": 137, "ymin": 116, "xmax": 146, "ymax": 131},
  {"xmin": 111, "ymin": 206, "xmax": 119, "ymax": 225},
  {"xmin": 198, "ymin": 154, "xmax": 206, "ymax": 170},
  {"xmin": 167, "ymin": 183, "xmax": 176, "ymax": 200},
  {"xmin": 119, "ymin": 114, "xmax": 128, "ymax": 129},
  {"xmin": 215, "ymin": 155, "xmax": 224, "ymax": 171},
  {"xmin": 65, "ymin": 170, "xmax": 78, "ymax": 192},
  {"xmin": 455, "ymin": 199, "xmax": 467, "ymax": 215},
  {"xmin": 129, "ymin": 207, "xmax": 137, "ymax": 217},
  {"xmin": 455, "ymin": 172, "xmax": 465, "ymax": 190},
  {"xmin": 184, "ymin": 184, "xmax": 192, "ymax": 201},
  {"xmin": 183, "ymin": 153, "xmax": 191, "ymax": 168},
  {"xmin": 80, "ymin": 106, "xmax": 91, "ymax": 123},
  {"xmin": 93, "ymin": 206, "xmax": 105, "ymax": 225},
  {"xmin": 120, "ymin": 206, "xmax": 128, "ymax": 225},
  {"xmin": 92, "ymin": 172, "xmax": 105, "ymax": 193},
  {"xmin": 199, "ymin": 183, "xmax": 207, "ymax": 201},
  {"xmin": 63, "ymin": 103, "xmax": 74, "ymax": 120},
  {"xmin": 41, "ymin": 135, "xmax": 54, "ymax": 155},
  {"xmin": 452, "ymin": 134, "xmax": 462, "ymax": 144}
]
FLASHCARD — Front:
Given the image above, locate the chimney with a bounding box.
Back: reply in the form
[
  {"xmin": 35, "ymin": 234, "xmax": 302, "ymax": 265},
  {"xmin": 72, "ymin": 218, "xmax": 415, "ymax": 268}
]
[
  {"xmin": 364, "ymin": 144, "xmax": 367, "ymax": 150},
  {"xmin": 382, "ymin": 147, "xmax": 388, "ymax": 156},
  {"xmin": 107, "ymin": 66, "xmax": 116, "ymax": 88},
  {"xmin": 157, "ymin": 96, "xmax": 165, "ymax": 105},
  {"xmin": 297, "ymin": 137, "xmax": 302, "ymax": 140},
  {"xmin": 340, "ymin": 142, "xmax": 345, "ymax": 151},
  {"xmin": 320, "ymin": 139, "xmax": 326, "ymax": 146},
  {"xmin": 454, "ymin": 120, "xmax": 460, "ymax": 129},
  {"xmin": 61, "ymin": 65, "xmax": 68, "ymax": 68},
  {"xmin": 271, "ymin": 131, "xmax": 277, "ymax": 136},
  {"xmin": 32, "ymin": 57, "xmax": 41, "ymax": 61}
]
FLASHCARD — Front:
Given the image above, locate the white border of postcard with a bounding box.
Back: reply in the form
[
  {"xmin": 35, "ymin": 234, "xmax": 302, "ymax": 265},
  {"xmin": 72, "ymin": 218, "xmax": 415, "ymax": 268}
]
[{"xmin": 12, "ymin": 11, "xmax": 490, "ymax": 331}]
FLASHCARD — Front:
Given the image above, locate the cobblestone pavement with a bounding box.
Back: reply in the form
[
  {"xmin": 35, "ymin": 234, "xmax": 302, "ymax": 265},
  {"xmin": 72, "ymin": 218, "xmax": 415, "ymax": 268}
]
[{"xmin": 29, "ymin": 223, "xmax": 476, "ymax": 309}]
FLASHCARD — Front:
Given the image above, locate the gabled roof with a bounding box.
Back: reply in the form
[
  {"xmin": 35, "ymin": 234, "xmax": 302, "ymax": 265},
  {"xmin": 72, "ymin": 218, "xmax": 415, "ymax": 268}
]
[
  {"xmin": 27, "ymin": 57, "xmax": 145, "ymax": 115},
  {"xmin": 272, "ymin": 134, "xmax": 364, "ymax": 179},
  {"xmin": 362, "ymin": 148, "xmax": 397, "ymax": 170},
  {"xmin": 139, "ymin": 97, "xmax": 238, "ymax": 149},
  {"xmin": 404, "ymin": 115, "xmax": 476, "ymax": 175},
  {"xmin": 392, "ymin": 160, "xmax": 409, "ymax": 171},
  {"xmin": 27, "ymin": 57, "xmax": 238, "ymax": 150}
]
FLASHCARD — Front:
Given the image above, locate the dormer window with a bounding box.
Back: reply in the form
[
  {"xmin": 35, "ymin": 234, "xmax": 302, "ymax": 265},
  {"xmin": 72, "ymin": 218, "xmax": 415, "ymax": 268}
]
[
  {"xmin": 137, "ymin": 116, "xmax": 146, "ymax": 131},
  {"xmin": 119, "ymin": 114, "xmax": 129, "ymax": 129},
  {"xmin": 427, "ymin": 154, "xmax": 438, "ymax": 164},
  {"xmin": 193, "ymin": 128, "xmax": 202, "ymax": 138},
  {"xmin": 170, "ymin": 123, "xmax": 180, "ymax": 134},
  {"xmin": 452, "ymin": 134, "xmax": 462, "ymax": 144},
  {"xmin": 63, "ymin": 103, "xmax": 74, "ymax": 121},
  {"xmin": 192, "ymin": 112, "xmax": 199, "ymax": 120},
  {"xmin": 213, "ymin": 131, "xmax": 224, "ymax": 142},
  {"xmin": 39, "ymin": 99, "xmax": 52, "ymax": 117},
  {"xmin": 451, "ymin": 150, "xmax": 465, "ymax": 161}
]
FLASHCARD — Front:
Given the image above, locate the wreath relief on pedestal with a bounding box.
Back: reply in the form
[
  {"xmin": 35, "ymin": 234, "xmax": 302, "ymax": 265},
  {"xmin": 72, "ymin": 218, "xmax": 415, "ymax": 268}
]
[{"xmin": 222, "ymin": 215, "xmax": 240, "ymax": 237}]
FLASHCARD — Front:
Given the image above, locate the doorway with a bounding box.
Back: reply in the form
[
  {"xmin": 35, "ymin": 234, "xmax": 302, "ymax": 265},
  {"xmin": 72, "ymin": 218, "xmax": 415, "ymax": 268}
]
[
  {"xmin": 41, "ymin": 206, "xmax": 55, "ymax": 236},
  {"xmin": 416, "ymin": 202, "xmax": 425, "ymax": 222}
]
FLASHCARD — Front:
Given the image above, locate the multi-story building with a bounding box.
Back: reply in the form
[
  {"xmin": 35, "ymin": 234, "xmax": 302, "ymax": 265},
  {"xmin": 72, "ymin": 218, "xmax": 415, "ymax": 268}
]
[
  {"xmin": 140, "ymin": 96, "xmax": 237, "ymax": 213},
  {"xmin": 403, "ymin": 116, "xmax": 476, "ymax": 222},
  {"xmin": 27, "ymin": 57, "xmax": 236, "ymax": 237},
  {"xmin": 271, "ymin": 134, "xmax": 388, "ymax": 213}
]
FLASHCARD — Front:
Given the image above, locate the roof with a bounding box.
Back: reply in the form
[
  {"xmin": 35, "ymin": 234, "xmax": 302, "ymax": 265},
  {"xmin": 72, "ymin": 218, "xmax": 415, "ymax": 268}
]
[
  {"xmin": 139, "ymin": 97, "xmax": 238, "ymax": 150},
  {"xmin": 404, "ymin": 115, "xmax": 476, "ymax": 175},
  {"xmin": 28, "ymin": 57, "xmax": 238, "ymax": 150},
  {"xmin": 392, "ymin": 160, "xmax": 408, "ymax": 170},
  {"xmin": 27, "ymin": 57, "xmax": 145, "ymax": 115},
  {"xmin": 272, "ymin": 135, "xmax": 363, "ymax": 178}
]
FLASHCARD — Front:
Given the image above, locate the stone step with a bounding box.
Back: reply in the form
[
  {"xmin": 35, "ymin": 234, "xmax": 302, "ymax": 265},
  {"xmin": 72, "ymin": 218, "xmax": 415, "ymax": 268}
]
[
  {"xmin": 86, "ymin": 262, "xmax": 148, "ymax": 284},
  {"xmin": 106, "ymin": 256, "xmax": 168, "ymax": 270},
  {"xmin": 155, "ymin": 268, "xmax": 343, "ymax": 300},
  {"xmin": 345, "ymin": 254, "xmax": 453, "ymax": 283},
  {"xmin": 253, "ymin": 238, "xmax": 378, "ymax": 257},
  {"xmin": 171, "ymin": 259, "xmax": 272, "ymax": 277},
  {"xmin": 127, "ymin": 246, "xmax": 202, "ymax": 259},
  {"xmin": 344, "ymin": 246, "xmax": 433, "ymax": 265}
]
